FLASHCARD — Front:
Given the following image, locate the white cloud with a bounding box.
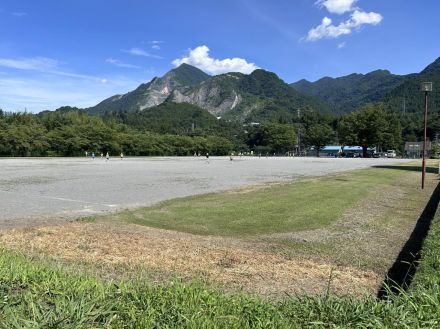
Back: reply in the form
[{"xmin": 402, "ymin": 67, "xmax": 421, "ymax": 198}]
[
  {"xmin": 0, "ymin": 56, "xmax": 109, "ymax": 81},
  {"xmin": 0, "ymin": 56, "xmax": 149, "ymax": 112},
  {"xmin": 122, "ymin": 47, "xmax": 163, "ymax": 59},
  {"xmin": 306, "ymin": 10, "xmax": 383, "ymax": 41},
  {"xmin": 0, "ymin": 57, "xmax": 58, "ymax": 71},
  {"xmin": 351, "ymin": 10, "xmax": 382, "ymax": 25},
  {"xmin": 316, "ymin": 0, "xmax": 357, "ymax": 14},
  {"xmin": 172, "ymin": 45, "xmax": 259, "ymax": 75},
  {"xmin": 337, "ymin": 41, "xmax": 346, "ymax": 49},
  {"xmin": 0, "ymin": 75, "xmax": 145, "ymax": 112},
  {"xmin": 151, "ymin": 44, "xmax": 161, "ymax": 50},
  {"xmin": 105, "ymin": 58, "xmax": 140, "ymax": 69},
  {"xmin": 306, "ymin": 17, "xmax": 350, "ymax": 41}
]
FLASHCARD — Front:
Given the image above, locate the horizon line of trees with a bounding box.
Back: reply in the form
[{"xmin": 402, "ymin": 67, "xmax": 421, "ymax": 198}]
[{"xmin": 0, "ymin": 101, "xmax": 437, "ymax": 157}]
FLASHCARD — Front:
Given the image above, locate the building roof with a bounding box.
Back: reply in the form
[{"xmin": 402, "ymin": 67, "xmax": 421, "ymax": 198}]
[
  {"xmin": 404, "ymin": 141, "xmax": 432, "ymax": 151},
  {"xmin": 343, "ymin": 146, "xmax": 363, "ymax": 151},
  {"xmin": 343, "ymin": 146, "xmax": 376, "ymax": 152},
  {"xmin": 322, "ymin": 145, "xmax": 342, "ymax": 151}
]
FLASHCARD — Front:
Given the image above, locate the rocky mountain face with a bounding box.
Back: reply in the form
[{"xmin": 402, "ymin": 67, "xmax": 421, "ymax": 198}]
[
  {"xmin": 87, "ymin": 65, "xmax": 329, "ymax": 122},
  {"xmin": 169, "ymin": 72, "xmax": 245, "ymax": 117},
  {"xmin": 87, "ymin": 63, "xmax": 210, "ymax": 115},
  {"xmin": 290, "ymin": 70, "xmax": 409, "ymax": 113},
  {"xmin": 171, "ymin": 69, "xmax": 330, "ymax": 122},
  {"xmin": 87, "ymin": 56, "xmax": 440, "ymax": 121}
]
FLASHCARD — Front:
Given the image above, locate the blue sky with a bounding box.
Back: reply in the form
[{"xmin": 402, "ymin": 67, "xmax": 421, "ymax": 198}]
[{"xmin": 1, "ymin": 0, "xmax": 439, "ymax": 112}]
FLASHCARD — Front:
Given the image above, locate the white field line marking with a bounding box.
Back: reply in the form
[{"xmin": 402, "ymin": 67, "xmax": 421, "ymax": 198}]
[{"xmin": 0, "ymin": 189, "xmax": 118, "ymax": 208}]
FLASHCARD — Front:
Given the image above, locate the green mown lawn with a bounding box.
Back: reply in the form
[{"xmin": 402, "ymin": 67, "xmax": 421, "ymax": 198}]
[{"xmin": 101, "ymin": 166, "xmax": 408, "ymax": 237}]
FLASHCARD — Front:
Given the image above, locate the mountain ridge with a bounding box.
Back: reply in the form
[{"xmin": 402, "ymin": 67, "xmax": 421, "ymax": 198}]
[
  {"xmin": 87, "ymin": 64, "xmax": 210, "ymax": 115},
  {"xmin": 290, "ymin": 69, "xmax": 409, "ymax": 113},
  {"xmin": 86, "ymin": 56, "xmax": 440, "ymax": 120},
  {"xmin": 87, "ymin": 65, "xmax": 330, "ymax": 122}
]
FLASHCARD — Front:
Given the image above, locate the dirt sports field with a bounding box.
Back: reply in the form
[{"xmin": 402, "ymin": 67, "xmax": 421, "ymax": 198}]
[
  {"xmin": 0, "ymin": 156, "xmax": 408, "ymax": 227},
  {"xmin": 1, "ymin": 156, "xmax": 435, "ymax": 298}
]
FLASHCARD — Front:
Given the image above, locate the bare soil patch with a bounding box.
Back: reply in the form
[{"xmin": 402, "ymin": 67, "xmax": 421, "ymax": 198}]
[{"xmin": 0, "ymin": 221, "xmax": 379, "ymax": 298}]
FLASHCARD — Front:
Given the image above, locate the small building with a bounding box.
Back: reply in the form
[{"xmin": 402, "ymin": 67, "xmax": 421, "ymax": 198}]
[
  {"xmin": 404, "ymin": 141, "xmax": 432, "ymax": 158},
  {"xmin": 342, "ymin": 146, "xmax": 376, "ymax": 157},
  {"xmin": 318, "ymin": 145, "xmax": 342, "ymax": 157}
]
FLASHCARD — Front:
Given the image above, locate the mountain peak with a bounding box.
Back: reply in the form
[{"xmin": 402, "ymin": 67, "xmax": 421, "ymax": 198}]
[
  {"xmin": 166, "ymin": 63, "xmax": 210, "ymax": 86},
  {"xmin": 420, "ymin": 57, "xmax": 440, "ymax": 75},
  {"xmin": 173, "ymin": 63, "xmax": 198, "ymax": 70},
  {"xmin": 367, "ymin": 69, "xmax": 391, "ymax": 76}
]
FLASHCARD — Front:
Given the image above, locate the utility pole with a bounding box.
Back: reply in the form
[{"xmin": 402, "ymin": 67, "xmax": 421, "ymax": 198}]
[
  {"xmin": 421, "ymin": 82, "xmax": 433, "ymax": 189},
  {"xmin": 297, "ymin": 109, "xmax": 301, "ymax": 156}
]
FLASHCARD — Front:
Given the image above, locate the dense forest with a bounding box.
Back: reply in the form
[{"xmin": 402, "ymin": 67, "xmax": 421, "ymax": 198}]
[
  {"xmin": 0, "ymin": 107, "xmax": 235, "ymax": 157},
  {"xmin": 0, "ymin": 99, "xmax": 433, "ymax": 157}
]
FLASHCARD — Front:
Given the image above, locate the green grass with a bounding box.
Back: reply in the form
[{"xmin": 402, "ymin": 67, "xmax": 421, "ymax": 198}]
[
  {"xmin": 1, "ymin": 241, "xmax": 440, "ymax": 328},
  {"xmin": 1, "ymin": 163, "xmax": 440, "ymax": 327},
  {"xmin": 103, "ymin": 167, "xmax": 404, "ymax": 237}
]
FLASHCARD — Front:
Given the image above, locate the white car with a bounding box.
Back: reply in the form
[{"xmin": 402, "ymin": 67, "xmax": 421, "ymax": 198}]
[{"xmin": 386, "ymin": 150, "xmax": 397, "ymax": 158}]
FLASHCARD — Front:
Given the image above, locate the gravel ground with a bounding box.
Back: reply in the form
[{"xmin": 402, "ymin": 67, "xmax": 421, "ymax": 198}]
[{"xmin": 0, "ymin": 156, "xmax": 410, "ymax": 227}]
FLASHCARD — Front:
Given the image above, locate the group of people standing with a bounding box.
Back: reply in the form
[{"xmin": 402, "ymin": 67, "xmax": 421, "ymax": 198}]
[{"xmin": 85, "ymin": 151, "xmax": 123, "ymax": 160}]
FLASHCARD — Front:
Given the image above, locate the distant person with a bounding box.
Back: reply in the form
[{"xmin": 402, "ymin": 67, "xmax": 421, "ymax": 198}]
[
  {"xmin": 92, "ymin": 152, "xmax": 95, "ymax": 159},
  {"xmin": 206, "ymin": 152, "xmax": 210, "ymax": 163},
  {"xmin": 100, "ymin": 152, "xmax": 103, "ymax": 159},
  {"xmin": 85, "ymin": 151, "xmax": 88, "ymax": 157},
  {"xmin": 120, "ymin": 152, "xmax": 124, "ymax": 160},
  {"xmin": 229, "ymin": 153, "xmax": 234, "ymax": 162},
  {"xmin": 106, "ymin": 152, "xmax": 109, "ymax": 161}
]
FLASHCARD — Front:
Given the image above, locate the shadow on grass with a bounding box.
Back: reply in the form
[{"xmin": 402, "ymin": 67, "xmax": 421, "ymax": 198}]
[
  {"xmin": 372, "ymin": 165, "xmax": 439, "ymax": 174},
  {"xmin": 378, "ymin": 180, "xmax": 440, "ymax": 299}
]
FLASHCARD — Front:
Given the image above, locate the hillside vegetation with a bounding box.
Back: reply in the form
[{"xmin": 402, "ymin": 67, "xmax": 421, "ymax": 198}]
[
  {"xmin": 291, "ymin": 69, "xmax": 409, "ymax": 114},
  {"xmin": 87, "ymin": 64, "xmax": 330, "ymax": 122},
  {"xmin": 383, "ymin": 58, "xmax": 440, "ymax": 114}
]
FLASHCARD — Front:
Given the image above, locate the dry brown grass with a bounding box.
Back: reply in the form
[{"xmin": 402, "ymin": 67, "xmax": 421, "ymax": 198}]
[
  {"xmin": 0, "ymin": 221, "xmax": 379, "ymax": 298},
  {"xmin": 1, "ymin": 162, "xmax": 437, "ymax": 299}
]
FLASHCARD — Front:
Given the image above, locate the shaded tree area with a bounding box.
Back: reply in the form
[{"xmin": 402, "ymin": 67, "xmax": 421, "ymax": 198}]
[
  {"xmin": 301, "ymin": 111, "xmax": 336, "ymax": 156},
  {"xmin": 0, "ymin": 108, "xmax": 234, "ymax": 156},
  {"xmin": 337, "ymin": 103, "xmax": 402, "ymax": 157},
  {"xmin": 1, "ymin": 98, "xmax": 438, "ymax": 158},
  {"xmin": 247, "ymin": 123, "xmax": 296, "ymax": 155}
]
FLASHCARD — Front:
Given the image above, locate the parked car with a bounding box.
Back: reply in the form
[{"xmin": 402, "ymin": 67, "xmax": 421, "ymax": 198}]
[{"xmin": 387, "ymin": 150, "xmax": 397, "ymax": 158}]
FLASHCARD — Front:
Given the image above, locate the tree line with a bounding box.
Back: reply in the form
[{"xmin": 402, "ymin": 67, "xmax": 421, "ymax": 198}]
[
  {"xmin": 0, "ymin": 101, "xmax": 435, "ymax": 157},
  {"xmin": 0, "ymin": 109, "xmax": 233, "ymax": 157}
]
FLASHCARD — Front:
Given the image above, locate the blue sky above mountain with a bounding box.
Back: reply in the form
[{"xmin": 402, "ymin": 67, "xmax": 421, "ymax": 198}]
[{"xmin": 0, "ymin": 0, "xmax": 439, "ymax": 112}]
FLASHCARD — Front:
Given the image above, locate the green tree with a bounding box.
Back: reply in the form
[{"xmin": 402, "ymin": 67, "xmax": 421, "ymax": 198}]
[
  {"xmin": 338, "ymin": 104, "xmax": 392, "ymax": 157},
  {"xmin": 304, "ymin": 123, "xmax": 334, "ymax": 157},
  {"xmin": 431, "ymin": 142, "xmax": 440, "ymax": 158},
  {"xmin": 260, "ymin": 124, "xmax": 296, "ymax": 154}
]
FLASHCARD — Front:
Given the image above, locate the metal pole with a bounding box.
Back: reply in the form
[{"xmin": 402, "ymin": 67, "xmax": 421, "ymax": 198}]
[{"xmin": 422, "ymin": 91, "xmax": 428, "ymax": 189}]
